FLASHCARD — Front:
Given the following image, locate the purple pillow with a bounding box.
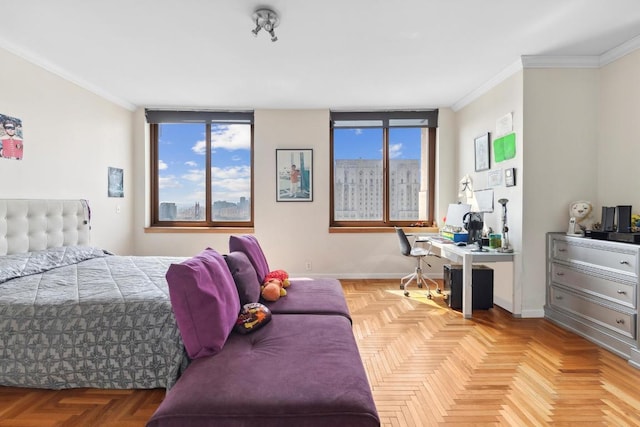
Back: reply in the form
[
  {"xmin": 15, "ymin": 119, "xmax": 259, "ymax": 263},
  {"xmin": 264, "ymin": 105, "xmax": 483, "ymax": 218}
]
[
  {"xmin": 228, "ymin": 235, "xmax": 270, "ymax": 282},
  {"xmin": 166, "ymin": 248, "xmax": 240, "ymax": 359},
  {"xmin": 224, "ymin": 251, "xmax": 261, "ymax": 305}
]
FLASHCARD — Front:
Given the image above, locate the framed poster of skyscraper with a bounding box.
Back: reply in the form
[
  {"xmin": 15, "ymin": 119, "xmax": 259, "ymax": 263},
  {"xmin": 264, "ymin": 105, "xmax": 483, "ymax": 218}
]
[{"xmin": 276, "ymin": 149, "xmax": 313, "ymax": 202}]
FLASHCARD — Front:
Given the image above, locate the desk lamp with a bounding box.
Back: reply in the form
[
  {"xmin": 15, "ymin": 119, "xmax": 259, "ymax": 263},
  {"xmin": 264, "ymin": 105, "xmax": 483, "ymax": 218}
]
[{"xmin": 498, "ymin": 198, "xmax": 513, "ymax": 253}]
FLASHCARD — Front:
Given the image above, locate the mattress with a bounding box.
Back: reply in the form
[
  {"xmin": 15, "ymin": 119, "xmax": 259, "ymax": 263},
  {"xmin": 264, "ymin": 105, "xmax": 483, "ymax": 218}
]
[{"xmin": 0, "ymin": 246, "xmax": 187, "ymax": 389}]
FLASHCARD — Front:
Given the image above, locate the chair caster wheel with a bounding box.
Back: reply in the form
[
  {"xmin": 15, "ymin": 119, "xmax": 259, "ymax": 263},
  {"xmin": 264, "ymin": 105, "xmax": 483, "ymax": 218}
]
[
  {"xmin": 418, "ymin": 284, "xmax": 423, "ymax": 288},
  {"xmin": 427, "ymin": 294, "xmax": 432, "ymax": 299},
  {"xmin": 400, "ymin": 285, "xmax": 405, "ymax": 290},
  {"xmin": 436, "ymin": 288, "xmax": 441, "ymax": 294},
  {"xmin": 404, "ymin": 291, "xmax": 410, "ymax": 297}
]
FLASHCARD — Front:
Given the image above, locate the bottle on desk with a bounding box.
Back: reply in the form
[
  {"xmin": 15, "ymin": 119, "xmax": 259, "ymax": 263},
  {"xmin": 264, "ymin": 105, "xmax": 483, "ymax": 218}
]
[{"xmin": 489, "ymin": 233, "xmax": 502, "ymax": 250}]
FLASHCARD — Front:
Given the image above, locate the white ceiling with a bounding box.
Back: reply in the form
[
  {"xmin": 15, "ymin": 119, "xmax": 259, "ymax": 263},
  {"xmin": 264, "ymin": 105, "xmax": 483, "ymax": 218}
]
[{"xmin": 1, "ymin": 0, "xmax": 640, "ymax": 111}]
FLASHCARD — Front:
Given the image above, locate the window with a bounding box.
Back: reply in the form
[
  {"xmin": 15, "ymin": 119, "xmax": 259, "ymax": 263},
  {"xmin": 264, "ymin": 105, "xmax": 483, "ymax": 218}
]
[
  {"xmin": 330, "ymin": 111, "xmax": 437, "ymax": 227},
  {"xmin": 147, "ymin": 110, "xmax": 254, "ymax": 227}
]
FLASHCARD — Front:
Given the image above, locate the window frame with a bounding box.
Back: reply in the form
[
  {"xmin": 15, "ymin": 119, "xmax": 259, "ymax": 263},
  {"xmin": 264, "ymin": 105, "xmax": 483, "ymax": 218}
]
[
  {"xmin": 148, "ymin": 110, "xmax": 254, "ymax": 228},
  {"xmin": 330, "ymin": 111, "xmax": 437, "ymax": 228}
]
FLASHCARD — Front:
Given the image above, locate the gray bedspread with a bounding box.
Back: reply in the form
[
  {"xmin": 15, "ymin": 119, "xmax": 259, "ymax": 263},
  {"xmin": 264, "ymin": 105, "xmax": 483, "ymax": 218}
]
[{"xmin": 0, "ymin": 247, "xmax": 188, "ymax": 389}]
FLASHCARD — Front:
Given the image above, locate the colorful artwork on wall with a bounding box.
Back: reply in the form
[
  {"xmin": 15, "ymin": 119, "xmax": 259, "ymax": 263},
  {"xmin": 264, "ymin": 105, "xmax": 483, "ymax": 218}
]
[{"xmin": 0, "ymin": 113, "xmax": 23, "ymax": 161}]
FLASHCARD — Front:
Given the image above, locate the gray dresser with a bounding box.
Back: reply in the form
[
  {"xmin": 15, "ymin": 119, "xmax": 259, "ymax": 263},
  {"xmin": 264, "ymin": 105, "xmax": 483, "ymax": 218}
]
[{"xmin": 545, "ymin": 232, "xmax": 640, "ymax": 368}]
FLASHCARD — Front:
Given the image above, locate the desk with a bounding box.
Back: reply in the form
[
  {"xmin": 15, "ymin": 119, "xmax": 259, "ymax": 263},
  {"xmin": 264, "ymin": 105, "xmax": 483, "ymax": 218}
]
[{"xmin": 416, "ymin": 235, "xmax": 515, "ymax": 318}]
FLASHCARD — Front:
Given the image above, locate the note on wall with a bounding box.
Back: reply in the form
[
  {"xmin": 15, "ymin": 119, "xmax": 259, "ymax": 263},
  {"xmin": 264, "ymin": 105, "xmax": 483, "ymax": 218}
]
[
  {"xmin": 496, "ymin": 113, "xmax": 513, "ymax": 137},
  {"xmin": 493, "ymin": 133, "xmax": 516, "ymax": 163}
]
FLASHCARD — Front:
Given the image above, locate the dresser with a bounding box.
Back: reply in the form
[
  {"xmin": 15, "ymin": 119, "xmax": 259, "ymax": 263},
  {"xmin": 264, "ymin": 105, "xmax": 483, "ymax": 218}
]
[{"xmin": 545, "ymin": 232, "xmax": 640, "ymax": 368}]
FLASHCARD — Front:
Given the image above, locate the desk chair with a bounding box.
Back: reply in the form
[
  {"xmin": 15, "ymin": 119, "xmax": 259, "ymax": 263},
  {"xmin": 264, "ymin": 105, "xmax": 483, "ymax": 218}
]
[{"xmin": 394, "ymin": 227, "xmax": 440, "ymax": 298}]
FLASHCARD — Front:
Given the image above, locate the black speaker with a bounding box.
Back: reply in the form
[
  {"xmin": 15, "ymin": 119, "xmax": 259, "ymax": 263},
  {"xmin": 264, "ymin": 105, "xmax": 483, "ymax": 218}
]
[
  {"xmin": 617, "ymin": 205, "xmax": 632, "ymax": 233},
  {"xmin": 602, "ymin": 206, "xmax": 615, "ymax": 232}
]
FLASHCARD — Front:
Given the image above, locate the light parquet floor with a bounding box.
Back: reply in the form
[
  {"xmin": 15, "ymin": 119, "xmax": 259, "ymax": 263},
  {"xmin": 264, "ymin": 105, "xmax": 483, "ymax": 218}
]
[{"xmin": 2, "ymin": 279, "xmax": 640, "ymax": 426}]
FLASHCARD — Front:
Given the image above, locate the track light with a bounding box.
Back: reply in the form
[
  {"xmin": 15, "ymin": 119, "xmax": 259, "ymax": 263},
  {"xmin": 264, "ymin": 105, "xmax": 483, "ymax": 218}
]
[{"xmin": 251, "ymin": 8, "xmax": 279, "ymax": 42}]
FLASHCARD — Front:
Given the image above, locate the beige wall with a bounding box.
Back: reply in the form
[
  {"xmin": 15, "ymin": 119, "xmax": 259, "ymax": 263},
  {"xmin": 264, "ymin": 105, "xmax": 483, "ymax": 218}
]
[
  {"xmin": 523, "ymin": 67, "xmax": 599, "ymax": 316},
  {"xmin": 0, "ymin": 48, "xmax": 135, "ymax": 254},
  {"xmin": 598, "ymin": 49, "xmax": 640, "ymax": 208},
  {"xmin": 132, "ymin": 109, "xmax": 458, "ymax": 278},
  {"xmin": 454, "ymin": 71, "xmax": 525, "ymax": 314}
]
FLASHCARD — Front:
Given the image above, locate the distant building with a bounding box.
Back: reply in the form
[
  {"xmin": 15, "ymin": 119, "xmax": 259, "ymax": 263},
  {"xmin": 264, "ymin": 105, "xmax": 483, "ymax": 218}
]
[
  {"xmin": 159, "ymin": 202, "xmax": 177, "ymax": 220},
  {"xmin": 334, "ymin": 159, "xmax": 419, "ymax": 220},
  {"xmin": 160, "ymin": 199, "xmax": 250, "ymax": 221}
]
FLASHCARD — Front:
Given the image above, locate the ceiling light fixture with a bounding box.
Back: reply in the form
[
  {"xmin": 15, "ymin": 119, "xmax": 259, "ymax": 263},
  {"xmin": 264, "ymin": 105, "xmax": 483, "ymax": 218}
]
[{"xmin": 251, "ymin": 8, "xmax": 279, "ymax": 42}]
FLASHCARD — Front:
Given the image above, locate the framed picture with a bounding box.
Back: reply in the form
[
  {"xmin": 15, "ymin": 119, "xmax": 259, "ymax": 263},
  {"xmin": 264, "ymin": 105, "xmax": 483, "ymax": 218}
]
[
  {"xmin": 276, "ymin": 149, "xmax": 313, "ymax": 202},
  {"xmin": 108, "ymin": 167, "xmax": 124, "ymax": 197},
  {"xmin": 474, "ymin": 132, "xmax": 490, "ymax": 172}
]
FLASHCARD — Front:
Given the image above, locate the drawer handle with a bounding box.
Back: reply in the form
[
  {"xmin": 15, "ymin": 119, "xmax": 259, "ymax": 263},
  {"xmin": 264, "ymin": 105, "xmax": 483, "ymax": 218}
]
[
  {"xmin": 558, "ymin": 248, "xmax": 567, "ymax": 252},
  {"xmin": 620, "ymin": 260, "xmax": 630, "ymax": 265},
  {"xmin": 555, "ymin": 295, "xmax": 563, "ymax": 300},
  {"xmin": 617, "ymin": 290, "xmax": 627, "ymax": 295},
  {"xmin": 555, "ymin": 272, "xmax": 564, "ymax": 276},
  {"xmin": 616, "ymin": 319, "xmax": 625, "ymax": 325}
]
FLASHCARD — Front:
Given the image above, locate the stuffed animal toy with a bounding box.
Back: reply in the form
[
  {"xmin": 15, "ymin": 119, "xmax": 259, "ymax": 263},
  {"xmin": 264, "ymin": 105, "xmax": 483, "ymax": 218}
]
[
  {"xmin": 264, "ymin": 269, "xmax": 290, "ymax": 288},
  {"xmin": 260, "ymin": 270, "xmax": 291, "ymax": 301},
  {"xmin": 261, "ymin": 278, "xmax": 287, "ymax": 302},
  {"xmin": 569, "ymin": 200, "xmax": 595, "ymax": 233}
]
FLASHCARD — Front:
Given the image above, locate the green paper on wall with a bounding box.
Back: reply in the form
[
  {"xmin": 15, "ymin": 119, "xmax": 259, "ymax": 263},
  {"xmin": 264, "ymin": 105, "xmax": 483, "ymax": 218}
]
[
  {"xmin": 493, "ymin": 139, "xmax": 505, "ymax": 162},
  {"xmin": 493, "ymin": 133, "xmax": 516, "ymax": 162}
]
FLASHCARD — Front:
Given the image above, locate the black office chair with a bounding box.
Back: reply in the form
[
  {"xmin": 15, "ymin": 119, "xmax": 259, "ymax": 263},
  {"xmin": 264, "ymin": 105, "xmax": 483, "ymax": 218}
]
[{"xmin": 395, "ymin": 227, "xmax": 440, "ymax": 298}]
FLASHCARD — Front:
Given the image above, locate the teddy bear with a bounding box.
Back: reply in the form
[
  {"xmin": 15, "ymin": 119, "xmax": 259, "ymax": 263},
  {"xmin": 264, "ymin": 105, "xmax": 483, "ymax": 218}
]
[
  {"xmin": 569, "ymin": 200, "xmax": 595, "ymax": 234},
  {"xmin": 260, "ymin": 270, "xmax": 290, "ymax": 302}
]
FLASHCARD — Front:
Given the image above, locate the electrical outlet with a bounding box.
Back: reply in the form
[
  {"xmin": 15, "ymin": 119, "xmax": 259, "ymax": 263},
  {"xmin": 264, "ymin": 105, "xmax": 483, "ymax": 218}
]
[{"xmin": 305, "ymin": 260, "xmax": 312, "ymax": 271}]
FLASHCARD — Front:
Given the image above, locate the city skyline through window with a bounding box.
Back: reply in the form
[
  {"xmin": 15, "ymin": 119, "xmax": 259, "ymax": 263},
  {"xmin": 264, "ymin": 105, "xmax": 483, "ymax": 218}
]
[{"xmin": 155, "ymin": 121, "xmax": 252, "ymax": 223}]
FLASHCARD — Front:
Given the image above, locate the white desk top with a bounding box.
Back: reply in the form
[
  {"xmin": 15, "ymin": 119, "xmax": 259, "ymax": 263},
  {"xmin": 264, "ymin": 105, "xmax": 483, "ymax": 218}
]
[{"xmin": 415, "ymin": 234, "xmax": 515, "ymax": 263}]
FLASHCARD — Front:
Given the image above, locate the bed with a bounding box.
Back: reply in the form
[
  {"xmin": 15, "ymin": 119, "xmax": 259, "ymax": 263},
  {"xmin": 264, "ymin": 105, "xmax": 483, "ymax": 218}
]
[{"xmin": 0, "ymin": 199, "xmax": 188, "ymax": 389}]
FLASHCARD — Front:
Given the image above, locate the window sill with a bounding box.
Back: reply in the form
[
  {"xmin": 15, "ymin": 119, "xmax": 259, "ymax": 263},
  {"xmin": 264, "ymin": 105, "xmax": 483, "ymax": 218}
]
[
  {"xmin": 145, "ymin": 227, "xmax": 255, "ymax": 234},
  {"xmin": 329, "ymin": 226, "xmax": 439, "ymax": 234}
]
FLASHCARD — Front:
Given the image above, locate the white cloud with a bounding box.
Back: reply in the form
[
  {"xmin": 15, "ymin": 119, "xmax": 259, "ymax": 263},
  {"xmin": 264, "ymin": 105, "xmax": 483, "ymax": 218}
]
[
  {"xmin": 158, "ymin": 160, "xmax": 168, "ymax": 170},
  {"xmin": 158, "ymin": 175, "xmax": 181, "ymax": 189},
  {"xmin": 190, "ymin": 124, "xmax": 250, "ymax": 155},
  {"xmin": 192, "ymin": 140, "xmax": 207, "ymax": 155},
  {"xmin": 212, "ymin": 124, "xmax": 251, "ymax": 150},
  {"xmin": 211, "ymin": 165, "xmax": 251, "ymax": 200},
  {"xmin": 185, "ymin": 161, "xmax": 197, "ymax": 167},
  {"xmin": 182, "ymin": 168, "xmax": 205, "ymax": 183},
  {"xmin": 389, "ymin": 143, "xmax": 403, "ymax": 159}
]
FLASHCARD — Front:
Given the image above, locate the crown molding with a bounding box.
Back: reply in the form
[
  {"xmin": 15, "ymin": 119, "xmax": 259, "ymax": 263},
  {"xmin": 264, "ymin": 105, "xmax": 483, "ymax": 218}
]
[
  {"xmin": 451, "ymin": 59, "xmax": 523, "ymax": 112},
  {"xmin": 521, "ymin": 55, "xmax": 600, "ymax": 68},
  {"xmin": 452, "ymin": 35, "xmax": 640, "ymax": 111},
  {"xmin": 600, "ymin": 33, "xmax": 640, "ymax": 66},
  {"xmin": 0, "ymin": 39, "xmax": 136, "ymax": 111}
]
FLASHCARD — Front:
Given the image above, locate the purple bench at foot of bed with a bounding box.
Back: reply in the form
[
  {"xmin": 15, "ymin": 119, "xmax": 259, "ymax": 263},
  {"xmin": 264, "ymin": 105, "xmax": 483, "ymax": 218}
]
[
  {"xmin": 146, "ymin": 314, "xmax": 379, "ymax": 427},
  {"xmin": 264, "ymin": 277, "xmax": 352, "ymax": 321}
]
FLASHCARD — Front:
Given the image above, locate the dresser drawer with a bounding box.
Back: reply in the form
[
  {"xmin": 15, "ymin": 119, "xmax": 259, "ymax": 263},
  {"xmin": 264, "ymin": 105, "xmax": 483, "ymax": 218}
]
[
  {"xmin": 552, "ymin": 238, "xmax": 638, "ymax": 278},
  {"xmin": 550, "ymin": 263, "xmax": 636, "ymax": 309},
  {"xmin": 549, "ymin": 286, "xmax": 636, "ymax": 339}
]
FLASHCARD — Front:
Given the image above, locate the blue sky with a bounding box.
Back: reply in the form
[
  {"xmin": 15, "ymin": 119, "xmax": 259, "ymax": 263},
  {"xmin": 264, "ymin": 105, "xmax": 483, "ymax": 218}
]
[
  {"xmin": 334, "ymin": 127, "xmax": 422, "ymax": 160},
  {"xmin": 158, "ymin": 123, "xmax": 251, "ymax": 205},
  {"xmin": 158, "ymin": 125, "xmax": 422, "ymax": 205}
]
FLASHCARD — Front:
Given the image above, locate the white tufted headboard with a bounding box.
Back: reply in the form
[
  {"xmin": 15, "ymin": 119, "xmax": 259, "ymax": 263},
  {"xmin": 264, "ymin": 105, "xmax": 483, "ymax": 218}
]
[{"xmin": 0, "ymin": 199, "xmax": 91, "ymax": 255}]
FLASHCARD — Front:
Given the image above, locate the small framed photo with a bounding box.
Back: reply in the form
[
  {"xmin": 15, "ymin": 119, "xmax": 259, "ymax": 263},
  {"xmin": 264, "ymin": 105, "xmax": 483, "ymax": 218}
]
[
  {"xmin": 276, "ymin": 149, "xmax": 313, "ymax": 202},
  {"xmin": 474, "ymin": 132, "xmax": 490, "ymax": 172},
  {"xmin": 505, "ymin": 167, "xmax": 516, "ymax": 187},
  {"xmin": 108, "ymin": 167, "xmax": 124, "ymax": 197}
]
